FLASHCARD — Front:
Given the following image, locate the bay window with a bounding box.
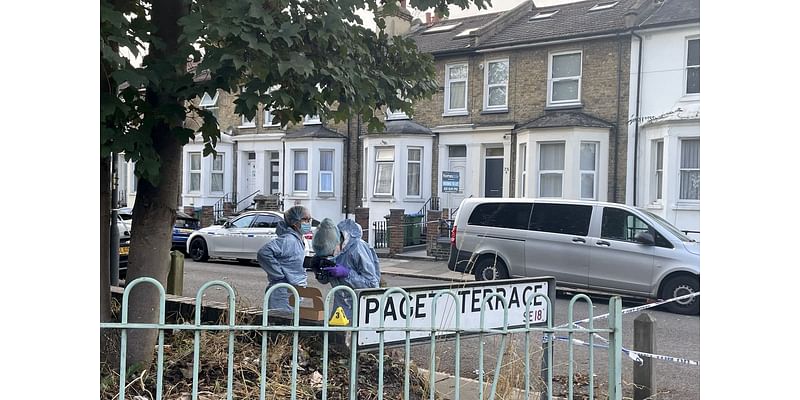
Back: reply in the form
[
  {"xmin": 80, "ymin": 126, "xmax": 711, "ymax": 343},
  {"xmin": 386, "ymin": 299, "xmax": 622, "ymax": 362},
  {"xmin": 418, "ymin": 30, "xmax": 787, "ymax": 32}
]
[
  {"xmin": 539, "ymin": 142, "xmax": 565, "ymax": 197},
  {"xmin": 374, "ymin": 147, "xmax": 395, "ymax": 196},
  {"xmin": 293, "ymin": 150, "xmax": 308, "ymax": 193},
  {"xmin": 407, "ymin": 148, "xmax": 422, "ymax": 197},
  {"xmin": 319, "ymin": 150, "xmax": 334, "ymax": 194}
]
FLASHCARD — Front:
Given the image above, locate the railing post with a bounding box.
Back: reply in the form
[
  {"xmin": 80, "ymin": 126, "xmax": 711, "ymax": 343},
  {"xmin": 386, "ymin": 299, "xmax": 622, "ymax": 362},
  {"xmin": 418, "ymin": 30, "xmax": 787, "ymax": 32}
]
[
  {"xmin": 607, "ymin": 296, "xmax": 623, "ymax": 400},
  {"xmin": 634, "ymin": 313, "xmax": 657, "ymax": 400}
]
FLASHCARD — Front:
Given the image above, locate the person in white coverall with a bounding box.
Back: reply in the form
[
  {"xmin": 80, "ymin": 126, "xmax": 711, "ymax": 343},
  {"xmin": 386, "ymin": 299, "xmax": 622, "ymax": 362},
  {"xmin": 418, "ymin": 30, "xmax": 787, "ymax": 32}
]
[
  {"xmin": 312, "ymin": 218, "xmax": 381, "ymax": 323},
  {"xmin": 257, "ymin": 205, "xmax": 312, "ymax": 313}
]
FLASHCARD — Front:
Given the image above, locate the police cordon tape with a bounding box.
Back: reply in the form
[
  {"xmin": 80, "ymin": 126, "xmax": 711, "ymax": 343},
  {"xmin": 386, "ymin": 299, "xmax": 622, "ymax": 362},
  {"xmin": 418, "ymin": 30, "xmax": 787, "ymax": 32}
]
[
  {"xmin": 547, "ymin": 292, "xmax": 700, "ymax": 366},
  {"xmin": 549, "ymin": 336, "xmax": 700, "ymax": 366}
]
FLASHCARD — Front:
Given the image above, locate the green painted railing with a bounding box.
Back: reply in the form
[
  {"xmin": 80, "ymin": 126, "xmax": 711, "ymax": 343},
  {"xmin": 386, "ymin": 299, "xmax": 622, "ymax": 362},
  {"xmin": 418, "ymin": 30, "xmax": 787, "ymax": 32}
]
[{"xmin": 101, "ymin": 278, "xmax": 623, "ymax": 400}]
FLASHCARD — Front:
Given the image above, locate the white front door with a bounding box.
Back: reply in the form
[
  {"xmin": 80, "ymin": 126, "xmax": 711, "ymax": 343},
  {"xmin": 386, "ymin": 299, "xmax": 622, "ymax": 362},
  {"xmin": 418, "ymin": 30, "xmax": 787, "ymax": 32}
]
[
  {"xmin": 245, "ymin": 153, "xmax": 258, "ymax": 195},
  {"xmin": 447, "ymin": 158, "xmax": 466, "ymax": 212}
]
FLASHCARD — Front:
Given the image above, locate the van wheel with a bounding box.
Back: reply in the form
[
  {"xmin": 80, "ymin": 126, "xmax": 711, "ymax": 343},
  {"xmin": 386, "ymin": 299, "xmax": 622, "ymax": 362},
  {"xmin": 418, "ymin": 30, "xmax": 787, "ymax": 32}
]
[
  {"xmin": 474, "ymin": 256, "xmax": 509, "ymax": 281},
  {"xmin": 189, "ymin": 238, "xmax": 209, "ymax": 262},
  {"xmin": 660, "ymin": 275, "xmax": 700, "ymax": 315}
]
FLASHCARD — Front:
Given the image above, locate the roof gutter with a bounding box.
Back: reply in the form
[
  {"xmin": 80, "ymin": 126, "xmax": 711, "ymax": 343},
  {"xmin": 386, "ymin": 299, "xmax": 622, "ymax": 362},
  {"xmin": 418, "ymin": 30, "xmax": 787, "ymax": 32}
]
[{"xmin": 474, "ymin": 32, "xmax": 621, "ymax": 54}]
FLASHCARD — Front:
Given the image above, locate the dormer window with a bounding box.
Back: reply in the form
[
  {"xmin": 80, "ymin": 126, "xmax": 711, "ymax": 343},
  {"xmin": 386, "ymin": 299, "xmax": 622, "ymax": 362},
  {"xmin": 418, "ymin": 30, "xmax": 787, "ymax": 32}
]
[
  {"xmin": 530, "ymin": 10, "xmax": 559, "ymax": 20},
  {"xmin": 588, "ymin": 1, "xmax": 619, "ymax": 11}
]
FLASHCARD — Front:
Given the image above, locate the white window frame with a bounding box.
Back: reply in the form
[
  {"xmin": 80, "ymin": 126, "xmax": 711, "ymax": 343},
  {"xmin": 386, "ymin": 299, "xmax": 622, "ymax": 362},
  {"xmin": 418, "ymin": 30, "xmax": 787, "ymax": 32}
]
[
  {"xmin": 679, "ymin": 138, "xmax": 700, "ymax": 201},
  {"xmin": 406, "ymin": 147, "xmax": 423, "ymax": 198},
  {"xmin": 293, "ymin": 149, "xmax": 309, "ymax": 194},
  {"xmin": 684, "ymin": 37, "xmax": 700, "ymax": 96},
  {"xmin": 652, "ymin": 140, "xmax": 664, "ymax": 203},
  {"xmin": 519, "ymin": 143, "xmax": 527, "ymax": 197},
  {"xmin": 483, "ymin": 58, "xmax": 509, "ymax": 111},
  {"xmin": 189, "ymin": 152, "xmax": 202, "ymax": 193},
  {"xmin": 579, "ymin": 142, "xmax": 599, "ymax": 200},
  {"xmin": 373, "ymin": 147, "xmax": 395, "ymax": 196},
  {"xmin": 304, "ymin": 114, "xmax": 322, "ymax": 125},
  {"xmin": 547, "ymin": 50, "xmax": 582, "ymax": 106},
  {"xmin": 538, "ymin": 142, "xmax": 565, "ymax": 198},
  {"xmin": 239, "ymin": 114, "xmax": 256, "ymax": 128},
  {"xmin": 211, "ymin": 153, "xmax": 224, "ymax": 193},
  {"xmin": 444, "ymin": 62, "xmax": 469, "ymax": 116},
  {"xmin": 199, "ymin": 91, "xmax": 219, "ymax": 121},
  {"xmin": 319, "ymin": 149, "xmax": 334, "ymax": 194}
]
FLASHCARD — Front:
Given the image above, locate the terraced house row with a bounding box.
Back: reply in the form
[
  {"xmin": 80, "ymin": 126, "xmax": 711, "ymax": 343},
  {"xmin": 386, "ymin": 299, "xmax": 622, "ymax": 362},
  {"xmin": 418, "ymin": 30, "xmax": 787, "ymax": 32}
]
[{"xmin": 115, "ymin": 0, "xmax": 701, "ymax": 243}]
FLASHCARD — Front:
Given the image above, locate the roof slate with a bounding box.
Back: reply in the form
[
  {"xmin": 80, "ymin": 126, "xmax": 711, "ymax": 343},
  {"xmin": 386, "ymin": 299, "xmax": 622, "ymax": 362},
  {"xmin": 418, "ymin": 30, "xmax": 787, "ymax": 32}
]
[
  {"xmin": 406, "ymin": 12, "xmax": 502, "ymax": 55},
  {"xmin": 518, "ymin": 111, "xmax": 613, "ymax": 129},
  {"xmin": 639, "ymin": 0, "xmax": 700, "ymax": 27},
  {"xmin": 369, "ymin": 119, "xmax": 433, "ymax": 135},
  {"xmin": 283, "ymin": 125, "xmax": 346, "ymax": 139},
  {"xmin": 477, "ymin": 0, "xmax": 640, "ymax": 49}
]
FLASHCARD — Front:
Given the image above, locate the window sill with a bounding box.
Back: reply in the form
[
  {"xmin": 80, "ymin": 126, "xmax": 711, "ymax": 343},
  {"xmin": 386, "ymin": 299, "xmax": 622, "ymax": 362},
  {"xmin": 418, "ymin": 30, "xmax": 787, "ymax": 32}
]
[
  {"xmin": 545, "ymin": 103, "xmax": 583, "ymax": 111},
  {"xmin": 646, "ymin": 202, "xmax": 664, "ymax": 210},
  {"xmin": 238, "ymin": 125, "xmax": 256, "ymax": 129},
  {"xmin": 673, "ymin": 202, "xmax": 700, "ymax": 211},
  {"xmin": 403, "ymin": 198, "xmax": 425, "ymax": 203},
  {"xmin": 369, "ymin": 196, "xmax": 395, "ymax": 202},
  {"xmin": 289, "ymin": 193, "xmax": 309, "ymax": 198},
  {"xmin": 442, "ymin": 111, "xmax": 469, "ymax": 117},
  {"xmin": 317, "ymin": 193, "xmax": 335, "ymax": 199},
  {"xmin": 481, "ymin": 108, "xmax": 508, "ymax": 115},
  {"xmin": 679, "ymin": 93, "xmax": 700, "ymax": 102}
]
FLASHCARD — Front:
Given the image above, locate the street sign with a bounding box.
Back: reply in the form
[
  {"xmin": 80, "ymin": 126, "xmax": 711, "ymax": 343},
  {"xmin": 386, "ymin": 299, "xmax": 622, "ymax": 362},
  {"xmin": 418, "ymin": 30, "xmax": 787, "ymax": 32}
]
[
  {"xmin": 442, "ymin": 171, "xmax": 460, "ymax": 193},
  {"xmin": 356, "ymin": 277, "xmax": 555, "ymax": 348}
]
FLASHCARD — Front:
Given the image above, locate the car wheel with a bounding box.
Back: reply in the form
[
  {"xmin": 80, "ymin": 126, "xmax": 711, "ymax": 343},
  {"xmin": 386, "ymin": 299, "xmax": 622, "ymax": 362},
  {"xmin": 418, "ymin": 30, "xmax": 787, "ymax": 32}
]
[
  {"xmin": 189, "ymin": 238, "xmax": 209, "ymax": 262},
  {"xmin": 474, "ymin": 255, "xmax": 509, "ymax": 281},
  {"xmin": 660, "ymin": 275, "xmax": 700, "ymax": 315}
]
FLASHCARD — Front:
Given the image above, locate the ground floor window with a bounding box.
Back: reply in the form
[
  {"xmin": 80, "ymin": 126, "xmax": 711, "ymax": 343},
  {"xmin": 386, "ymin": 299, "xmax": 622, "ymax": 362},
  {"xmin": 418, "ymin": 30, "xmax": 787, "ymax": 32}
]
[{"xmin": 538, "ymin": 142, "xmax": 565, "ymax": 197}]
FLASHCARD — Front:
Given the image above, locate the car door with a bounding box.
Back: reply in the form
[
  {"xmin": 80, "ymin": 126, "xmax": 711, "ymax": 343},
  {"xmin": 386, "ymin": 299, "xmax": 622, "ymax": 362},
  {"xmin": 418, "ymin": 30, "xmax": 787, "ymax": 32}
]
[
  {"xmin": 587, "ymin": 206, "xmax": 655, "ymax": 295},
  {"xmin": 523, "ymin": 203, "xmax": 592, "ymax": 288},
  {"xmin": 241, "ymin": 213, "xmax": 281, "ymax": 259},
  {"xmin": 214, "ymin": 214, "xmax": 257, "ymax": 257}
]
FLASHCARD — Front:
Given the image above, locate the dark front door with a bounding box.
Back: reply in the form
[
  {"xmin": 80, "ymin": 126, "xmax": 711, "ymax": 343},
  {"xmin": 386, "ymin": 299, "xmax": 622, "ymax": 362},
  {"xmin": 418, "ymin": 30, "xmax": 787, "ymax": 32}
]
[{"xmin": 485, "ymin": 158, "xmax": 503, "ymax": 197}]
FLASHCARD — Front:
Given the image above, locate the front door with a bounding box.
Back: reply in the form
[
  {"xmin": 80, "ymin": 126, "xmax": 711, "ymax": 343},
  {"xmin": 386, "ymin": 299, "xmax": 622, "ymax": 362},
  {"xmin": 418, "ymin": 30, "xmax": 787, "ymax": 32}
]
[
  {"xmin": 245, "ymin": 153, "xmax": 258, "ymax": 195},
  {"xmin": 447, "ymin": 158, "xmax": 466, "ymax": 211},
  {"xmin": 484, "ymin": 147, "xmax": 504, "ymax": 197}
]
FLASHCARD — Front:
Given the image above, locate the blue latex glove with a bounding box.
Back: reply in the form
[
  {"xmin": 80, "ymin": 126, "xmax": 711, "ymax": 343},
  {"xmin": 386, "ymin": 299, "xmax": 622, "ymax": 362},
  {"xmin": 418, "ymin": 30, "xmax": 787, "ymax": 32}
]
[{"xmin": 323, "ymin": 264, "xmax": 350, "ymax": 278}]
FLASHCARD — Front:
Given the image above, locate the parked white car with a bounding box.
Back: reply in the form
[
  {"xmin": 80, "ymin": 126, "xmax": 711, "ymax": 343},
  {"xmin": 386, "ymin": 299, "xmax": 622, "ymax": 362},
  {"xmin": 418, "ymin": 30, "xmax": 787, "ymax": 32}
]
[{"xmin": 187, "ymin": 210, "xmax": 316, "ymax": 264}]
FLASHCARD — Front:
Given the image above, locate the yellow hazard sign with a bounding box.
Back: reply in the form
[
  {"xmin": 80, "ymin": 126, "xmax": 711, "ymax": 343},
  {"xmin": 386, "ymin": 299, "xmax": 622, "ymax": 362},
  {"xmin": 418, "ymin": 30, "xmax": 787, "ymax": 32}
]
[{"xmin": 329, "ymin": 306, "xmax": 350, "ymax": 326}]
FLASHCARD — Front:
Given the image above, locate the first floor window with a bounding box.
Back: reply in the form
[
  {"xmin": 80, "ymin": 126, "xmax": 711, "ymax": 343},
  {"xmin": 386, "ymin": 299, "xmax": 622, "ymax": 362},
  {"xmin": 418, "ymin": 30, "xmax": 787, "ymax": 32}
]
[
  {"xmin": 211, "ymin": 153, "xmax": 224, "ymax": 192},
  {"xmin": 686, "ymin": 38, "xmax": 700, "ymax": 94},
  {"xmin": 549, "ymin": 51, "xmax": 582, "ymax": 105},
  {"xmin": 189, "ymin": 152, "xmax": 201, "ymax": 192},
  {"xmin": 445, "ymin": 63, "xmax": 468, "ymax": 113},
  {"xmin": 680, "ymin": 139, "xmax": 700, "ymax": 200},
  {"xmin": 199, "ymin": 91, "xmax": 219, "ymax": 122},
  {"xmin": 485, "ymin": 59, "xmax": 509, "ymax": 109},
  {"xmin": 407, "ymin": 148, "xmax": 422, "ymax": 197},
  {"xmin": 579, "ymin": 142, "xmax": 598, "ymax": 200},
  {"xmin": 539, "ymin": 142, "xmax": 565, "ymax": 197},
  {"xmin": 374, "ymin": 147, "xmax": 394, "ymax": 196},
  {"xmin": 319, "ymin": 150, "xmax": 334, "ymax": 193},
  {"xmin": 293, "ymin": 150, "xmax": 308, "ymax": 192}
]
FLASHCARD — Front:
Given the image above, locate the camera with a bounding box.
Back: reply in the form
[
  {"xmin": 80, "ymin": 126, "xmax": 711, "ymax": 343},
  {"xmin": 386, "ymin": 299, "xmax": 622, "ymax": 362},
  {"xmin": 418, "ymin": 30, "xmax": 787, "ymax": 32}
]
[{"xmin": 304, "ymin": 255, "xmax": 336, "ymax": 281}]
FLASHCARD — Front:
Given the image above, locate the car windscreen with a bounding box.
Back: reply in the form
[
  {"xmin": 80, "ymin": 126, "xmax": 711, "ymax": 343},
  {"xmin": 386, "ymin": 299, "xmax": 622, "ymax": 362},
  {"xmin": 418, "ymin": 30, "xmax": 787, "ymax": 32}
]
[{"xmin": 638, "ymin": 208, "xmax": 694, "ymax": 242}]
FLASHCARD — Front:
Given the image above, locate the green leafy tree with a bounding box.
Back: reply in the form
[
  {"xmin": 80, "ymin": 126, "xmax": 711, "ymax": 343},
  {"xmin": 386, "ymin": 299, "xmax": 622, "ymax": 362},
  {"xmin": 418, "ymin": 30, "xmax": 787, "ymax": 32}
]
[{"xmin": 101, "ymin": 0, "xmax": 489, "ymax": 369}]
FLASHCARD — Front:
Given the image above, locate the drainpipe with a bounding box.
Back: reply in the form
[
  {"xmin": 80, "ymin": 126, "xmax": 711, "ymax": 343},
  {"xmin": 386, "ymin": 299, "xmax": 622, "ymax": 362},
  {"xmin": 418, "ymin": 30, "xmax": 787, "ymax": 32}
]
[
  {"xmin": 631, "ymin": 30, "xmax": 644, "ymax": 206},
  {"xmin": 344, "ymin": 117, "xmax": 351, "ymax": 217},
  {"xmin": 614, "ymin": 32, "xmax": 624, "ymax": 203}
]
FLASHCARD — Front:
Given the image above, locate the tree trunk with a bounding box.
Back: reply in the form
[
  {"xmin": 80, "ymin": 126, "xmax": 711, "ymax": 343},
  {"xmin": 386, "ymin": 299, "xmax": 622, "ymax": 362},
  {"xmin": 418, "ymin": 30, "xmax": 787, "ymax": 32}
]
[
  {"xmin": 100, "ymin": 156, "xmax": 113, "ymax": 365},
  {"xmin": 123, "ymin": 0, "xmax": 188, "ymax": 370}
]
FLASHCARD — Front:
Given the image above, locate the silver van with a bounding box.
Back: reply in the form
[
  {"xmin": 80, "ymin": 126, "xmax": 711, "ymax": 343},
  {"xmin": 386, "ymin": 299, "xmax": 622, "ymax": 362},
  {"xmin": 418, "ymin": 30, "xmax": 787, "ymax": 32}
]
[{"xmin": 448, "ymin": 198, "xmax": 699, "ymax": 314}]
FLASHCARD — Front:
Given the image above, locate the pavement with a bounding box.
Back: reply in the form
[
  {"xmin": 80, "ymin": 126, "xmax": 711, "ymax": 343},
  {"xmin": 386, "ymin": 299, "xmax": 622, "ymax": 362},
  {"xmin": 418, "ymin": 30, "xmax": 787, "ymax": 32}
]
[{"xmin": 375, "ymin": 248, "xmax": 474, "ymax": 283}]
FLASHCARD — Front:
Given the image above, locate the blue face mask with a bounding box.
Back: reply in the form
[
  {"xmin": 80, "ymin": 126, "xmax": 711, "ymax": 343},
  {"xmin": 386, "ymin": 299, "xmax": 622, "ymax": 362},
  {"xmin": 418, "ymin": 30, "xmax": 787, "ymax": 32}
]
[{"xmin": 300, "ymin": 222, "xmax": 312, "ymax": 234}]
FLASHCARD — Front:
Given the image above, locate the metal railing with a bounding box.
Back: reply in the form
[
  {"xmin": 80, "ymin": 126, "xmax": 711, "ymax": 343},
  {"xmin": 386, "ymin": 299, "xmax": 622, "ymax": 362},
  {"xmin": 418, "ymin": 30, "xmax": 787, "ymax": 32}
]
[
  {"xmin": 235, "ymin": 190, "xmax": 260, "ymax": 213},
  {"xmin": 101, "ymin": 278, "xmax": 624, "ymax": 400},
  {"xmin": 372, "ymin": 219, "xmax": 388, "ymax": 248},
  {"xmin": 212, "ymin": 192, "xmax": 237, "ymax": 222}
]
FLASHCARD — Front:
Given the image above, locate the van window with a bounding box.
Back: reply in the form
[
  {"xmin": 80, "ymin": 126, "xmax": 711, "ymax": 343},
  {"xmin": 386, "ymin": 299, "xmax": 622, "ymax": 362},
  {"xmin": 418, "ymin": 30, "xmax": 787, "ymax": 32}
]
[
  {"xmin": 530, "ymin": 203, "xmax": 592, "ymax": 236},
  {"xmin": 601, "ymin": 207, "xmax": 650, "ymax": 242},
  {"xmin": 468, "ymin": 202, "xmax": 532, "ymax": 230}
]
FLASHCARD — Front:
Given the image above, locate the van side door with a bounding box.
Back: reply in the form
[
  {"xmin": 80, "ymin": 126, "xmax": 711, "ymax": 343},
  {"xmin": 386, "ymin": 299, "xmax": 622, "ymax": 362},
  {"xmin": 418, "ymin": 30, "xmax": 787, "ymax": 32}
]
[
  {"xmin": 588, "ymin": 206, "xmax": 655, "ymax": 295},
  {"xmin": 524, "ymin": 203, "xmax": 592, "ymax": 288},
  {"xmin": 463, "ymin": 202, "xmax": 531, "ymax": 277}
]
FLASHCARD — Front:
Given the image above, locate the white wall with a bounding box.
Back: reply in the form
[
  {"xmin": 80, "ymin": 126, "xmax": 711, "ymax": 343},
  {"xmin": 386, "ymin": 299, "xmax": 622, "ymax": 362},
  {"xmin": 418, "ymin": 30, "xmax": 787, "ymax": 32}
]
[
  {"xmin": 284, "ymin": 138, "xmax": 345, "ymax": 222},
  {"xmin": 627, "ymin": 24, "xmax": 701, "ymax": 237},
  {"xmin": 181, "ymin": 132, "xmax": 235, "ymax": 208},
  {"xmin": 362, "ymin": 134, "xmax": 434, "ymax": 245}
]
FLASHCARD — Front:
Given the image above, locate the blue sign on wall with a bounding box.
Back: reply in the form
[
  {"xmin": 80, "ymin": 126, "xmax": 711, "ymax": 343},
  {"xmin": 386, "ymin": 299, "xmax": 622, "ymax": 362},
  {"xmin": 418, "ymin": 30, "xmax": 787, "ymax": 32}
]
[{"xmin": 442, "ymin": 171, "xmax": 460, "ymax": 193}]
